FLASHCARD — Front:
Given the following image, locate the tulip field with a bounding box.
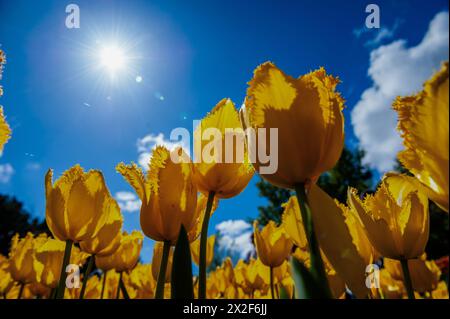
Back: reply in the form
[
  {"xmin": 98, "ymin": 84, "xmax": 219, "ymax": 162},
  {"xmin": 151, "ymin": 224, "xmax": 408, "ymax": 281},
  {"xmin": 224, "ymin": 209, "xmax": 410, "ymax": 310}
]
[{"xmin": 0, "ymin": 1, "xmax": 449, "ymax": 302}]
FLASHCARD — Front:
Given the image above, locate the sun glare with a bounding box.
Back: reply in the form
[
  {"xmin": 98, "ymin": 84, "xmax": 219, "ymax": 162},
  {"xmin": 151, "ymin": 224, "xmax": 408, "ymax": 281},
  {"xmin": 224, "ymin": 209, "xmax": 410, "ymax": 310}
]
[{"xmin": 99, "ymin": 45, "xmax": 126, "ymax": 73}]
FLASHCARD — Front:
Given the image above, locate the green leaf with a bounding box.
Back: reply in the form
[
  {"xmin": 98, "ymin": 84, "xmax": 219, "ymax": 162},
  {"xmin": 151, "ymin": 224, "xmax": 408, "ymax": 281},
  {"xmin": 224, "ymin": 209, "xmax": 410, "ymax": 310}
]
[
  {"xmin": 279, "ymin": 285, "xmax": 291, "ymax": 299},
  {"xmin": 171, "ymin": 225, "xmax": 194, "ymax": 299},
  {"xmin": 290, "ymin": 256, "xmax": 330, "ymax": 299}
]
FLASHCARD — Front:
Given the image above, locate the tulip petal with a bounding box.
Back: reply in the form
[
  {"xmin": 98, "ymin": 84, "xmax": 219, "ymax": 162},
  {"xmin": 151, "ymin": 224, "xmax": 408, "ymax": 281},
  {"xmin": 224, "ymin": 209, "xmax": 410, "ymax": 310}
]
[
  {"xmin": 393, "ymin": 62, "xmax": 449, "ymax": 212},
  {"xmin": 308, "ymin": 184, "xmax": 368, "ymax": 298}
]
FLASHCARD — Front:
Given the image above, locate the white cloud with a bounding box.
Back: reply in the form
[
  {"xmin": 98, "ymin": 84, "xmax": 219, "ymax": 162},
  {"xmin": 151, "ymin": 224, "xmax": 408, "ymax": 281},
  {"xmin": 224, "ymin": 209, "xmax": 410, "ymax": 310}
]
[
  {"xmin": 351, "ymin": 11, "xmax": 449, "ymax": 172},
  {"xmin": 354, "ymin": 19, "xmax": 402, "ymax": 47},
  {"xmin": 136, "ymin": 132, "xmax": 187, "ymax": 169},
  {"xmin": 215, "ymin": 219, "xmax": 255, "ymax": 264},
  {"xmin": 115, "ymin": 191, "xmax": 141, "ymax": 213},
  {"xmin": 0, "ymin": 163, "xmax": 14, "ymax": 183}
]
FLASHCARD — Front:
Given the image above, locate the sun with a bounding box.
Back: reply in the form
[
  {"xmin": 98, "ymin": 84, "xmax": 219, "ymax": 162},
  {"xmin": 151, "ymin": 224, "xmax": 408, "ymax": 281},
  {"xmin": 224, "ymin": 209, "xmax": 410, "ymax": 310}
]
[{"xmin": 98, "ymin": 44, "xmax": 127, "ymax": 74}]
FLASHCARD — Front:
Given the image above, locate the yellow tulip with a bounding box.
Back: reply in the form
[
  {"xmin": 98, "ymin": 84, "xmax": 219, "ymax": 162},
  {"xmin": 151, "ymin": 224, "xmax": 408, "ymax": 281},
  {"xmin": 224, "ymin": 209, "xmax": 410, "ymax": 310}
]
[
  {"xmin": 193, "ymin": 98, "xmax": 255, "ymax": 299},
  {"xmin": 8, "ymin": 233, "xmax": 47, "ymax": 284},
  {"xmin": 34, "ymin": 238, "xmax": 88, "ymax": 289},
  {"xmin": 117, "ymin": 146, "xmax": 198, "ymax": 244},
  {"xmin": 0, "ymin": 265, "xmax": 14, "ymax": 297},
  {"xmin": 253, "ymin": 221, "xmax": 292, "ymax": 268},
  {"xmin": 95, "ymin": 230, "xmax": 143, "ymax": 273},
  {"xmin": 151, "ymin": 242, "xmax": 174, "ymax": 284},
  {"xmin": 377, "ymin": 269, "xmax": 406, "ymax": 299},
  {"xmin": 206, "ymin": 257, "xmax": 235, "ymax": 298},
  {"xmin": 283, "ymin": 190, "xmax": 373, "ymax": 298},
  {"xmin": 128, "ymin": 263, "xmax": 155, "ymax": 298},
  {"xmin": 431, "ymin": 281, "xmax": 449, "ymax": 299},
  {"xmin": 348, "ymin": 173, "xmax": 429, "ymax": 260},
  {"xmin": 393, "ymin": 62, "xmax": 449, "ymax": 212},
  {"xmin": 0, "ymin": 107, "xmax": 10, "ymax": 153},
  {"xmin": 193, "ymin": 98, "xmax": 254, "ymax": 198},
  {"xmin": 0, "ymin": 50, "xmax": 11, "ymax": 152},
  {"xmin": 45, "ymin": 165, "xmax": 111, "ymax": 242},
  {"xmin": 384, "ymin": 254, "xmax": 441, "ymax": 293},
  {"xmin": 79, "ymin": 197, "xmax": 123, "ymax": 256},
  {"xmin": 191, "ymin": 235, "xmax": 215, "ymax": 267},
  {"xmin": 241, "ymin": 62, "xmax": 345, "ymax": 189},
  {"xmin": 244, "ymin": 258, "xmax": 270, "ymax": 293}
]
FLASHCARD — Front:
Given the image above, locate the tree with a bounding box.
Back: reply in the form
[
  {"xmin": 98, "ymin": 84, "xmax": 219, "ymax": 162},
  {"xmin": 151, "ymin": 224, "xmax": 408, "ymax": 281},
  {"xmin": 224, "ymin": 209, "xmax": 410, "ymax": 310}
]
[
  {"xmin": 254, "ymin": 147, "xmax": 373, "ymax": 225},
  {"xmin": 0, "ymin": 194, "xmax": 49, "ymax": 256}
]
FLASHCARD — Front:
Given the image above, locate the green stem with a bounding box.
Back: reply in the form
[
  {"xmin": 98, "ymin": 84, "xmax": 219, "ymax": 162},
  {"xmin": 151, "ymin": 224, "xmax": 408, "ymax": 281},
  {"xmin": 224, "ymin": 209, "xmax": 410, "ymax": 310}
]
[
  {"xmin": 294, "ymin": 184, "xmax": 331, "ymax": 298},
  {"xmin": 50, "ymin": 288, "xmax": 56, "ymax": 299},
  {"xmin": 116, "ymin": 272, "xmax": 122, "ymax": 299},
  {"xmin": 270, "ymin": 266, "xmax": 275, "ymax": 299},
  {"xmin": 198, "ymin": 191, "xmax": 215, "ymax": 299},
  {"xmin": 79, "ymin": 255, "xmax": 95, "ymax": 299},
  {"xmin": 17, "ymin": 282, "xmax": 25, "ymax": 299},
  {"xmin": 400, "ymin": 258, "xmax": 415, "ymax": 299},
  {"xmin": 55, "ymin": 240, "xmax": 73, "ymax": 299},
  {"xmin": 119, "ymin": 275, "xmax": 130, "ymax": 299},
  {"xmin": 100, "ymin": 270, "xmax": 108, "ymax": 299},
  {"xmin": 155, "ymin": 240, "xmax": 171, "ymax": 299}
]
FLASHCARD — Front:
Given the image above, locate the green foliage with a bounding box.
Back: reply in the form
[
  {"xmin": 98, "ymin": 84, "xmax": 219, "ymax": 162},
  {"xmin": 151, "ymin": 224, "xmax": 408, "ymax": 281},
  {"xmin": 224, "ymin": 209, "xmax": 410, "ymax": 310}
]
[
  {"xmin": 171, "ymin": 225, "xmax": 194, "ymax": 299},
  {"xmin": 0, "ymin": 193, "xmax": 49, "ymax": 256},
  {"xmin": 317, "ymin": 148, "xmax": 373, "ymax": 203}
]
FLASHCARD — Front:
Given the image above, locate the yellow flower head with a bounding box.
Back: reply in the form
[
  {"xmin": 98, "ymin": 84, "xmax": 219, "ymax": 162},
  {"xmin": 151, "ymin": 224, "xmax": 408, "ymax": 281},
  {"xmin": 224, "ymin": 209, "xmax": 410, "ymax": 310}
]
[
  {"xmin": 45, "ymin": 165, "xmax": 112, "ymax": 242},
  {"xmin": 393, "ymin": 62, "xmax": 449, "ymax": 212},
  {"xmin": 384, "ymin": 254, "xmax": 441, "ymax": 293},
  {"xmin": 117, "ymin": 146, "xmax": 198, "ymax": 244},
  {"xmin": 34, "ymin": 237, "xmax": 89, "ymax": 289},
  {"xmin": 191, "ymin": 234, "xmax": 215, "ymax": 267},
  {"xmin": 244, "ymin": 258, "xmax": 270, "ymax": 291},
  {"xmin": 128, "ymin": 263, "xmax": 155, "ymax": 298},
  {"xmin": 348, "ymin": 173, "xmax": 429, "ymax": 260},
  {"xmin": 253, "ymin": 221, "xmax": 293, "ymax": 268},
  {"xmin": 8, "ymin": 232, "xmax": 47, "ymax": 284},
  {"xmin": 79, "ymin": 197, "xmax": 123, "ymax": 256},
  {"xmin": 95, "ymin": 230, "xmax": 143, "ymax": 272},
  {"xmin": 0, "ymin": 107, "xmax": 11, "ymax": 153},
  {"xmin": 193, "ymin": 98, "xmax": 254, "ymax": 198},
  {"xmin": 242, "ymin": 62, "xmax": 345, "ymax": 189}
]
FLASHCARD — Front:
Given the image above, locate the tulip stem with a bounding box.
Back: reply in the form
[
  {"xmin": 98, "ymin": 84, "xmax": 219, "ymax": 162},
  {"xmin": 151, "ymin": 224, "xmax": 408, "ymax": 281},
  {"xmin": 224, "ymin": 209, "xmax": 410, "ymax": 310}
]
[
  {"xmin": 17, "ymin": 282, "xmax": 25, "ymax": 299},
  {"xmin": 270, "ymin": 266, "xmax": 275, "ymax": 299},
  {"xmin": 400, "ymin": 258, "xmax": 415, "ymax": 299},
  {"xmin": 155, "ymin": 240, "xmax": 171, "ymax": 299},
  {"xmin": 79, "ymin": 255, "xmax": 95, "ymax": 299},
  {"xmin": 100, "ymin": 270, "xmax": 108, "ymax": 299},
  {"xmin": 119, "ymin": 275, "xmax": 130, "ymax": 299},
  {"xmin": 55, "ymin": 240, "xmax": 73, "ymax": 299},
  {"xmin": 294, "ymin": 184, "xmax": 331, "ymax": 298},
  {"xmin": 198, "ymin": 191, "xmax": 215, "ymax": 299},
  {"xmin": 116, "ymin": 272, "xmax": 123, "ymax": 299}
]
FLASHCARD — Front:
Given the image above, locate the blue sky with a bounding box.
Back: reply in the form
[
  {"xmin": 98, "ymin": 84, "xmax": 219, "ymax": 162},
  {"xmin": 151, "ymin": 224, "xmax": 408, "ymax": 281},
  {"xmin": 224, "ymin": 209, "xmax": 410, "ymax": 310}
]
[{"xmin": 0, "ymin": 0, "xmax": 448, "ymax": 262}]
